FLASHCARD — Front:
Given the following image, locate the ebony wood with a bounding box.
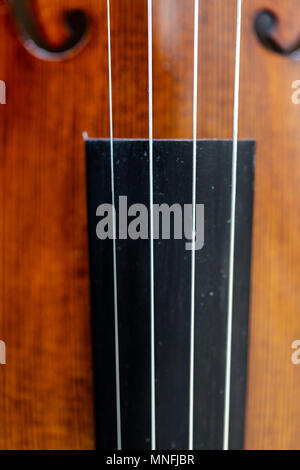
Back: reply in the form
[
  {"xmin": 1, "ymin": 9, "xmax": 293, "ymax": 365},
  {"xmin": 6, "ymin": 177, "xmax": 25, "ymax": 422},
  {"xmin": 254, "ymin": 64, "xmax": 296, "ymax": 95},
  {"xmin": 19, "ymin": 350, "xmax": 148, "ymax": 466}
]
[{"xmin": 86, "ymin": 139, "xmax": 254, "ymax": 450}]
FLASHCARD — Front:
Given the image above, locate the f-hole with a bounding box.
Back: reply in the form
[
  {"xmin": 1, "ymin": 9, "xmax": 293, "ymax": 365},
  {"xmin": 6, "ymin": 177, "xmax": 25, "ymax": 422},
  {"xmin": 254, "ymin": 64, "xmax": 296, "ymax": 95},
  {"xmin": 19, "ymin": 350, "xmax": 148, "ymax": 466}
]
[
  {"xmin": 255, "ymin": 9, "xmax": 300, "ymax": 60},
  {"xmin": 7, "ymin": 0, "xmax": 90, "ymax": 61}
]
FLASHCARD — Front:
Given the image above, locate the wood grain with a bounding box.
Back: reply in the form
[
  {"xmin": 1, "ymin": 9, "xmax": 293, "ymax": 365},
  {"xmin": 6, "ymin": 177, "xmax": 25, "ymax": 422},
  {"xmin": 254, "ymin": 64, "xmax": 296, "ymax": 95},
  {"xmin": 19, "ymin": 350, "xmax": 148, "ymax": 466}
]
[{"xmin": 0, "ymin": 0, "xmax": 299, "ymax": 449}]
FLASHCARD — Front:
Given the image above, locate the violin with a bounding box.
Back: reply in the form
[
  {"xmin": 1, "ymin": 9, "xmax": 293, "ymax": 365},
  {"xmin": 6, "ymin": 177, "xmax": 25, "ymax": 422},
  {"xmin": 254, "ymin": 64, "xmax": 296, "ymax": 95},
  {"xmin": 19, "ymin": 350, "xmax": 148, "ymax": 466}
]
[{"xmin": 0, "ymin": 0, "xmax": 300, "ymax": 451}]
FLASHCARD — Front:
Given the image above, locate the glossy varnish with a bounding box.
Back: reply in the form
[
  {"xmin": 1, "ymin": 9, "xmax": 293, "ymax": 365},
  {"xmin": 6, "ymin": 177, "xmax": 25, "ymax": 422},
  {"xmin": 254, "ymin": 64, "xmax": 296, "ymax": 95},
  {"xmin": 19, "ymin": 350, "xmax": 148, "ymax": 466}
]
[{"xmin": 0, "ymin": 0, "xmax": 299, "ymax": 449}]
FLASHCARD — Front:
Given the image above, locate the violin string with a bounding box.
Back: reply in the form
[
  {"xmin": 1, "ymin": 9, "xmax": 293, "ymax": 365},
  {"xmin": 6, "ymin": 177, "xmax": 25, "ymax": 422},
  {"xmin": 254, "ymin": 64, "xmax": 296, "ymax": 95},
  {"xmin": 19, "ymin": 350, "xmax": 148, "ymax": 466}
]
[
  {"xmin": 188, "ymin": 0, "xmax": 199, "ymax": 451},
  {"xmin": 107, "ymin": 0, "xmax": 122, "ymax": 451},
  {"xmin": 223, "ymin": 0, "xmax": 242, "ymax": 451},
  {"xmin": 147, "ymin": 0, "xmax": 156, "ymax": 451}
]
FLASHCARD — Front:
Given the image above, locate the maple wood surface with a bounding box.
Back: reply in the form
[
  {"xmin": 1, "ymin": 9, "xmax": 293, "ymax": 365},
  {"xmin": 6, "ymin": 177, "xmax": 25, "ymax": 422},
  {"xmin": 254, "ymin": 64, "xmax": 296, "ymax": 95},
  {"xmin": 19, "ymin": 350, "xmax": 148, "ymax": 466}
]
[{"xmin": 0, "ymin": 0, "xmax": 299, "ymax": 449}]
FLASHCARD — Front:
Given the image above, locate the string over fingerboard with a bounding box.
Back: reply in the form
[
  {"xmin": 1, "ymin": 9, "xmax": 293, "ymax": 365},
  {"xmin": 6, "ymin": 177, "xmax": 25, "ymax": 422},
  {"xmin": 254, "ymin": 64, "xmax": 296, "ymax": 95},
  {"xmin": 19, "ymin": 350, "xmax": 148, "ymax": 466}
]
[{"xmin": 85, "ymin": 139, "xmax": 255, "ymax": 450}]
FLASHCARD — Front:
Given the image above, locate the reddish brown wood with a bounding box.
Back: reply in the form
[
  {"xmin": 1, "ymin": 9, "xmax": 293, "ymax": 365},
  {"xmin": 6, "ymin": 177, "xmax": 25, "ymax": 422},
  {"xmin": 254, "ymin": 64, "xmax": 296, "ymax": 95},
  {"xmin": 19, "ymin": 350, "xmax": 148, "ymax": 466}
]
[{"xmin": 0, "ymin": 0, "xmax": 299, "ymax": 449}]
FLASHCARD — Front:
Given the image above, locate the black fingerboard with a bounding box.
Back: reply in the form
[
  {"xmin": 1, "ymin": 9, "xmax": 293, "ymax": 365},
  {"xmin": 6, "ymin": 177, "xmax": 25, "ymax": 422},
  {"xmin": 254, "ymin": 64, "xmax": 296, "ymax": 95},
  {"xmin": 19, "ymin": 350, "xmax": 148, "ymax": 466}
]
[{"xmin": 85, "ymin": 139, "xmax": 255, "ymax": 450}]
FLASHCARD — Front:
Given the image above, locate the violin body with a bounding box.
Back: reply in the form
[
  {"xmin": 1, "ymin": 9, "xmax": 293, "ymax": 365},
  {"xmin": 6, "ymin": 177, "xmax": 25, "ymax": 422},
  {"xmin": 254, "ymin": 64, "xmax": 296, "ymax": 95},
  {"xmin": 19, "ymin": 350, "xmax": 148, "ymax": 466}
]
[{"xmin": 0, "ymin": 0, "xmax": 300, "ymax": 450}]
